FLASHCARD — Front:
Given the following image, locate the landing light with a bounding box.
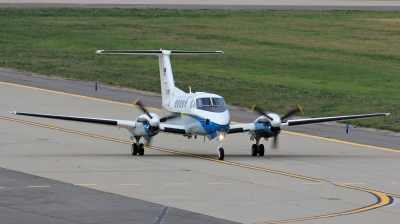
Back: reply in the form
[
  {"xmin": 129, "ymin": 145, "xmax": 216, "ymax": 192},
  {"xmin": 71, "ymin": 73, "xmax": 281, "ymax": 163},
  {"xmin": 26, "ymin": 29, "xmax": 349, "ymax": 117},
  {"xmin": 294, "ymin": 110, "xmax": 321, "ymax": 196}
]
[{"xmin": 218, "ymin": 133, "xmax": 225, "ymax": 141}]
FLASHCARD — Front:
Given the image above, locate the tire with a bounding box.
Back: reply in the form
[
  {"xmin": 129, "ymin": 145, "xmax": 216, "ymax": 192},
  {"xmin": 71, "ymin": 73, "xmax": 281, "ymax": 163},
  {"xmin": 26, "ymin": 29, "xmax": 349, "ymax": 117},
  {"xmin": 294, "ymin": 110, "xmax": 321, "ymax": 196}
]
[
  {"xmin": 218, "ymin": 148, "xmax": 224, "ymax": 160},
  {"xmin": 138, "ymin": 143, "xmax": 145, "ymax": 156},
  {"xmin": 251, "ymin": 144, "xmax": 258, "ymax": 156},
  {"xmin": 258, "ymin": 144, "xmax": 265, "ymax": 156},
  {"xmin": 131, "ymin": 143, "xmax": 138, "ymax": 155}
]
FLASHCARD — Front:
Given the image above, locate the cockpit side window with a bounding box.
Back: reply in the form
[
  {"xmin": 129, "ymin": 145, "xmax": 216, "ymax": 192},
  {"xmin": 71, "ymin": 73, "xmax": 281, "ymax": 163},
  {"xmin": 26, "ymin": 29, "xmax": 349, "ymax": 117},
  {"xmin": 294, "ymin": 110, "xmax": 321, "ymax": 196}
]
[{"xmin": 212, "ymin": 98, "xmax": 226, "ymax": 106}]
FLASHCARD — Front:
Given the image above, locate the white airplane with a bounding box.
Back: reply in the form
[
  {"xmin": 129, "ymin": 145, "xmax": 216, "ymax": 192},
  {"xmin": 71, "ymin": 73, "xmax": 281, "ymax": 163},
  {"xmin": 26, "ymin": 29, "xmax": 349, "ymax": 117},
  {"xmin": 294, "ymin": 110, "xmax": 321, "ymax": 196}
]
[{"xmin": 10, "ymin": 50, "xmax": 390, "ymax": 160}]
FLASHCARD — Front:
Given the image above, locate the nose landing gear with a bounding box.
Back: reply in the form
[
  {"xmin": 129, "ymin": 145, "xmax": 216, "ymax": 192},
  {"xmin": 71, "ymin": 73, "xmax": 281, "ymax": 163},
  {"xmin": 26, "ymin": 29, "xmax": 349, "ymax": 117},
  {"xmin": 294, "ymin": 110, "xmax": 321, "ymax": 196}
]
[
  {"xmin": 217, "ymin": 133, "xmax": 225, "ymax": 160},
  {"xmin": 251, "ymin": 136, "xmax": 265, "ymax": 156},
  {"xmin": 131, "ymin": 136, "xmax": 145, "ymax": 156}
]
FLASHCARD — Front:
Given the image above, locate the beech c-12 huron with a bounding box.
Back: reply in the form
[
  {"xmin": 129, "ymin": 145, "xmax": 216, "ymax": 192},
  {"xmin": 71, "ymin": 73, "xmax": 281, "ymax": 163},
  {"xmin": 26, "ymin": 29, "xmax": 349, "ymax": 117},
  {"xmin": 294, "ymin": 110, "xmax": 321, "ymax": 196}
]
[{"xmin": 10, "ymin": 50, "xmax": 390, "ymax": 160}]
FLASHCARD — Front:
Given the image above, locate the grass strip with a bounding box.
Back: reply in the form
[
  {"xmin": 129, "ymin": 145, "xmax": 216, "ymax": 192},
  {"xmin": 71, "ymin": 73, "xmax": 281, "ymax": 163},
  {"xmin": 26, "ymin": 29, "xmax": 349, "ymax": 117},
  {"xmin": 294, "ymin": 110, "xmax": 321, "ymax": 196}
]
[{"xmin": 0, "ymin": 8, "xmax": 399, "ymax": 131}]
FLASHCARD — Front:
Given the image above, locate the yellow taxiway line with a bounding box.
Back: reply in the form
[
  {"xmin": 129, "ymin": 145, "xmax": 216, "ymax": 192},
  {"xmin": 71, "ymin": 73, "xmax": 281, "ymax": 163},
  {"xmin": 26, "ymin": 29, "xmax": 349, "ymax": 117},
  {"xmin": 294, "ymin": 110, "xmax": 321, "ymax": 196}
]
[
  {"xmin": 0, "ymin": 115, "xmax": 396, "ymax": 224},
  {"xmin": 1, "ymin": 81, "xmax": 398, "ymax": 154},
  {"xmin": 264, "ymin": 184, "xmax": 392, "ymax": 224}
]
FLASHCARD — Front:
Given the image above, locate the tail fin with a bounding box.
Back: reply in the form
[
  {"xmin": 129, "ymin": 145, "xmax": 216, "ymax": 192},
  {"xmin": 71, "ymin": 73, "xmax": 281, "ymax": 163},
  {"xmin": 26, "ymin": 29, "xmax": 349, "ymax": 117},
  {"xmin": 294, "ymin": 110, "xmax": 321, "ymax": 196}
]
[{"xmin": 96, "ymin": 50, "xmax": 223, "ymax": 102}]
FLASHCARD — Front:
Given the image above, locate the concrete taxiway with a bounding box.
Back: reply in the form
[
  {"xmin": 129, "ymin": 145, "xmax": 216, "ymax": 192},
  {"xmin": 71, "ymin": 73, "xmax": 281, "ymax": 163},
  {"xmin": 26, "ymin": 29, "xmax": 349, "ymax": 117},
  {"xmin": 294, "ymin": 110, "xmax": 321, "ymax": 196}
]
[
  {"xmin": 1, "ymin": 0, "xmax": 400, "ymax": 11},
  {"xmin": 1, "ymin": 81, "xmax": 400, "ymax": 223}
]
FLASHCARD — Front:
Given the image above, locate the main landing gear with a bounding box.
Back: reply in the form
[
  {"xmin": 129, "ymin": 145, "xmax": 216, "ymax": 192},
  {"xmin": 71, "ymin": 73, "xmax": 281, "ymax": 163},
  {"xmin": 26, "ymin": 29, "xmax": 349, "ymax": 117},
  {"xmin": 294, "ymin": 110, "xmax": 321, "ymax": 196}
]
[
  {"xmin": 131, "ymin": 136, "xmax": 145, "ymax": 156},
  {"xmin": 251, "ymin": 136, "xmax": 265, "ymax": 157}
]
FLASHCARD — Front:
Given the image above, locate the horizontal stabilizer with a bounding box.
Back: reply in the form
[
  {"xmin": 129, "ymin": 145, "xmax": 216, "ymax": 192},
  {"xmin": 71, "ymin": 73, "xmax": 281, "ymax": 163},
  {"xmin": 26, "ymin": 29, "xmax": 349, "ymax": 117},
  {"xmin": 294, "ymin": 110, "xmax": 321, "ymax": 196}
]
[{"xmin": 95, "ymin": 50, "xmax": 223, "ymax": 55}]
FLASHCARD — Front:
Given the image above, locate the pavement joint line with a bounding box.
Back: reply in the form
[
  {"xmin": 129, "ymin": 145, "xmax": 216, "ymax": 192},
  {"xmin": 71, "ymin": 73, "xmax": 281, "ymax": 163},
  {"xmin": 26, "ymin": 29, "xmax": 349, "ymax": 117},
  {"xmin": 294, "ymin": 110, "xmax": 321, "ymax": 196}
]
[
  {"xmin": 1, "ymin": 115, "xmax": 397, "ymax": 222},
  {"xmin": 253, "ymin": 182, "xmax": 277, "ymax": 184},
  {"xmin": 118, "ymin": 183, "xmax": 142, "ymax": 186},
  {"xmin": 26, "ymin": 185, "xmax": 50, "ymax": 188},
  {"xmin": 1, "ymin": 80, "xmax": 398, "ymax": 153}
]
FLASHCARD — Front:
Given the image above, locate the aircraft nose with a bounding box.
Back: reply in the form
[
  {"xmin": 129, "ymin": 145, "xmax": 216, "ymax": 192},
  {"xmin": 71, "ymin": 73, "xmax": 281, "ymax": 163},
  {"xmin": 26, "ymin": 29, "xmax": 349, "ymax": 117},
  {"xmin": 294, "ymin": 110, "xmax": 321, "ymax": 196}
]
[{"xmin": 214, "ymin": 111, "xmax": 230, "ymax": 125}]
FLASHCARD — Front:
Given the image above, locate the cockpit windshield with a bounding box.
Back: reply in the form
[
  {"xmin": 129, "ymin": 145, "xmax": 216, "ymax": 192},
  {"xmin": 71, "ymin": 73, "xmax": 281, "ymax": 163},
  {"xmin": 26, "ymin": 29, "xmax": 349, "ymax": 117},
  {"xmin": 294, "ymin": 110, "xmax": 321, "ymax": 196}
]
[
  {"xmin": 212, "ymin": 98, "xmax": 226, "ymax": 106},
  {"xmin": 196, "ymin": 98, "xmax": 212, "ymax": 107},
  {"xmin": 196, "ymin": 97, "xmax": 227, "ymax": 113}
]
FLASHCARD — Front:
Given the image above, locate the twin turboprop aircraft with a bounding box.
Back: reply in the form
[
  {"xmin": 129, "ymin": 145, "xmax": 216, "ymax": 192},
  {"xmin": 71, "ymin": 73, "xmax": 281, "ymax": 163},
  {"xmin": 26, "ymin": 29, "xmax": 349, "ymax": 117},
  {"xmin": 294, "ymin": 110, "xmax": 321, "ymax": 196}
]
[{"xmin": 11, "ymin": 50, "xmax": 390, "ymax": 160}]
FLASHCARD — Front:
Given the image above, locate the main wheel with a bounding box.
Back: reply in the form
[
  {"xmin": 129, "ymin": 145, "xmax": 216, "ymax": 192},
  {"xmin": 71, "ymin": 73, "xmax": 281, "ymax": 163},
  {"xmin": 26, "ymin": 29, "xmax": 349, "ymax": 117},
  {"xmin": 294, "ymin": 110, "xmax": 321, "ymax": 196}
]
[
  {"xmin": 258, "ymin": 144, "xmax": 265, "ymax": 156},
  {"xmin": 251, "ymin": 144, "xmax": 258, "ymax": 156},
  {"xmin": 138, "ymin": 143, "xmax": 145, "ymax": 156},
  {"xmin": 218, "ymin": 148, "xmax": 225, "ymax": 160},
  {"xmin": 131, "ymin": 143, "xmax": 138, "ymax": 155}
]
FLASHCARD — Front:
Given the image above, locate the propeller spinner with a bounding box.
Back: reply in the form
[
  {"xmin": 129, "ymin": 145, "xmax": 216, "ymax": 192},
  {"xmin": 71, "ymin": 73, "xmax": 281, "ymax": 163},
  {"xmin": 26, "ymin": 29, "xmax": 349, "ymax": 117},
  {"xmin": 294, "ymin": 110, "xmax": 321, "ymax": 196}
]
[
  {"xmin": 252, "ymin": 105, "xmax": 303, "ymax": 150},
  {"xmin": 133, "ymin": 99, "xmax": 180, "ymax": 146}
]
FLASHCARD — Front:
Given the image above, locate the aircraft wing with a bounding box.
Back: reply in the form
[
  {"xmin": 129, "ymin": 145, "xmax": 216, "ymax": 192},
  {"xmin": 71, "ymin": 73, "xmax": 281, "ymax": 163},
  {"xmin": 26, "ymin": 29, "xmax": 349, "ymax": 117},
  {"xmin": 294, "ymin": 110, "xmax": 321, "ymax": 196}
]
[
  {"xmin": 9, "ymin": 111, "xmax": 136, "ymax": 128},
  {"xmin": 281, "ymin": 113, "xmax": 390, "ymax": 126},
  {"xmin": 159, "ymin": 123, "xmax": 187, "ymax": 134},
  {"xmin": 228, "ymin": 112, "xmax": 389, "ymax": 133},
  {"xmin": 228, "ymin": 123, "xmax": 255, "ymax": 133}
]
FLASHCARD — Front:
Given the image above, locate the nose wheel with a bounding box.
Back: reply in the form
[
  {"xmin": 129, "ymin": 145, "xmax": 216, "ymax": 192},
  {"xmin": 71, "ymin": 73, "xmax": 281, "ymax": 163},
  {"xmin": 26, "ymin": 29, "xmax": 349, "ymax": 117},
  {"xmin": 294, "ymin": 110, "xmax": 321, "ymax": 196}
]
[{"xmin": 218, "ymin": 147, "xmax": 224, "ymax": 160}]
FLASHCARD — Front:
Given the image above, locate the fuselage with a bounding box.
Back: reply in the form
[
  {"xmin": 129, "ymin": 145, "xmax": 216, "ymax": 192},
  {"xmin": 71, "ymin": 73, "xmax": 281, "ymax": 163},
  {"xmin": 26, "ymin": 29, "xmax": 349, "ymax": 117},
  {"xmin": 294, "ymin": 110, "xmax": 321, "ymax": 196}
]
[{"xmin": 162, "ymin": 92, "xmax": 230, "ymax": 137}]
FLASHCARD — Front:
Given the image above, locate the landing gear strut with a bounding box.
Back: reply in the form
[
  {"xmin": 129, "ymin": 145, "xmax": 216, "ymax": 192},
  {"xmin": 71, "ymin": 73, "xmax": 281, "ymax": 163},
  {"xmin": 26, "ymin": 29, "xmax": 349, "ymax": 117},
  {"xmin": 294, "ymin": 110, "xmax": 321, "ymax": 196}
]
[
  {"xmin": 251, "ymin": 136, "xmax": 265, "ymax": 157},
  {"xmin": 131, "ymin": 136, "xmax": 145, "ymax": 156},
  {"xmin": 217, "ymin": 133, "xmax": 225, "ymax": 160}
]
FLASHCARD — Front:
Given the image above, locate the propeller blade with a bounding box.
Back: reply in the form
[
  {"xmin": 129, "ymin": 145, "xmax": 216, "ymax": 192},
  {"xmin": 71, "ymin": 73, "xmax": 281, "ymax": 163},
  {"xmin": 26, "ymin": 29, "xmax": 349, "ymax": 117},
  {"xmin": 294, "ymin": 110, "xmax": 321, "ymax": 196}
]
[
  {"xmin": 146, "ymin": 135, "xmax": 153, "ymax": 146},
  {"xmin": 252, "ymin": 105, "xmax": 273, "ymax": 120},
  {"xmin": 133, "ymin": 99, "xmax": 153, "ymax": 119},
  {"xmin": 281, "ymin": 105, "xmax": 303, "ymax": 122},
  {"xmin": 272, "ymin": 129, "xmax": 278, "ymax": 150},
  {"xmin": 160, "ymin": 114, "xmax": 180, "ymax": 122}
]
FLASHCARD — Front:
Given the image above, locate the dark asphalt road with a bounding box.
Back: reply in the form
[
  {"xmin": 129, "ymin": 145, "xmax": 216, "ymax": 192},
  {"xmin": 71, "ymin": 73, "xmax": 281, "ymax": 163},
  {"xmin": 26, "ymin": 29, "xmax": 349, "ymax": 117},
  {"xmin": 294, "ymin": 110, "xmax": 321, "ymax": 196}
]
[{"xmin": 0, "ymin": 167, "xmax": 236, "ymax": 224}]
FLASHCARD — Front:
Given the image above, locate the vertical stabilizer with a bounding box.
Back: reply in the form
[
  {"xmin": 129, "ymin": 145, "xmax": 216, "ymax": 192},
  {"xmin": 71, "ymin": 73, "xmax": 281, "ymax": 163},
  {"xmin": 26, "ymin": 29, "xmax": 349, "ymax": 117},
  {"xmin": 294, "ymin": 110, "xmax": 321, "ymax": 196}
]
[
  {"xmin": 96, "ymin": 49, "xmax": 223, "ymax": 102},
  {"xmin": 158, "ymin": 50, "xmax": 184, "ymax": 102}
]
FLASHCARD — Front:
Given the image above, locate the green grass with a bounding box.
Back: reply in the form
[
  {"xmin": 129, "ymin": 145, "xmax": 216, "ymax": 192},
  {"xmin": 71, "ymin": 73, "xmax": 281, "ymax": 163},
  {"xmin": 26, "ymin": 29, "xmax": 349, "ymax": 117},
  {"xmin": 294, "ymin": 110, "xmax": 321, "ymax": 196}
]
[{"xmin": 0, "ymin": 8, "xmax": 399, "ymax": 131}]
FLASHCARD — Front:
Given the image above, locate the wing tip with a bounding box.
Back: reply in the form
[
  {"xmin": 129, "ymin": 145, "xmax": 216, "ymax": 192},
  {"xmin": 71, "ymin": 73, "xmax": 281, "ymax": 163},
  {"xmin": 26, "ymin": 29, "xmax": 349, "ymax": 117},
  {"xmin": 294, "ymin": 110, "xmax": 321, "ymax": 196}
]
[
  {"xmin": 9, "ymin": 111, "xmax": 17, "ymax": 114},
  {"xmin": 95, "ymin": 50, "xmax": 104, "ymax": 54}
]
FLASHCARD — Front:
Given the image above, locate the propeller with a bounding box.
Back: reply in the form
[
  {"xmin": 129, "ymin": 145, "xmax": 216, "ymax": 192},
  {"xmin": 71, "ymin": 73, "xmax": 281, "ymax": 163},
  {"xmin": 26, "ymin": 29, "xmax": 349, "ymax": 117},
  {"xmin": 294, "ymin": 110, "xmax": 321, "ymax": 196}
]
[
  {"xmin": 252, "ymin": 105, "xmax": 303, "ymax": 150},
  {"xmin": 133, "ymin": 99, "xmax": 180, "ymax": 146}
]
